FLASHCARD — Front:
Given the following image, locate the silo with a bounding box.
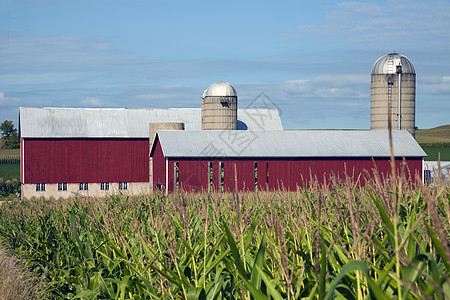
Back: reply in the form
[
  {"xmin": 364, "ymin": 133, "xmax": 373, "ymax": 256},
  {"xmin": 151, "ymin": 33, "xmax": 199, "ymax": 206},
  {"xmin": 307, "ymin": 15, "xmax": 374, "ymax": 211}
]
[
  {"xmin": 371, "ymin": 53, "xmax": 416, "ymax": 137},
  {"xmin": 149, "ymin": 122, "xmax": 185, "ymax": 191},
  {"xmin": 201, "ymin": 81, "xmax": 238, "ymax": 130}
]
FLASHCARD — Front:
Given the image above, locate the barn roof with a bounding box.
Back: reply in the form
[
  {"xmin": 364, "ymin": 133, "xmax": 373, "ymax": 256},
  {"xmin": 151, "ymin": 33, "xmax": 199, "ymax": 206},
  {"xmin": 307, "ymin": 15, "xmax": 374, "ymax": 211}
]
[
  {"xmin": 154, "ymin": 130, "xmax": 426, "ymax": 158},
  {"xmin": 19, "ymin": 107, "xmax": 283, "ymax": 138}
]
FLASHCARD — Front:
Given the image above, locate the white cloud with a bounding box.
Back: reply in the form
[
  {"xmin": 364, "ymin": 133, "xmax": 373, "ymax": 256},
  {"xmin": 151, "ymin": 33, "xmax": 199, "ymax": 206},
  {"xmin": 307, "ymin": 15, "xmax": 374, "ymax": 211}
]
[
  {"xmin": 314, "ymin": 74, "xmax": 367, "ymax": 86},
  {"xmin": 419, "ymin": 75, "xmax": 450, "ymax": 95},
  {"xmin": 137, "ymin": 93, "xmax": 178, "ymax": 100},
  {"xmin": 0, "ymin": 34, "xmax": 139, "ymax": 73},
  {"xmin": 282, "ymin": 80, "xmax": 311, "ymax": 94},
  {"xmin": 136, "ymin": 84, "xmax": 197, "ymax": 100},
  {"xmin": 231, "ymin": 76, "xmax": 371, "ymax": 129},
  {"xmin": 80, "ymin": 97, "xmax": 104, "ymax": 107},
  {"xmin": 279, "ymin": 75, "xmax": 368, "ymax": 99},
  {"xmin": 298, "ymin": 1, "xmax": 450, "ymax": 50},
  {"xmin": 0, "ymin": 92, "xmax": 19, "ymax": 106}
]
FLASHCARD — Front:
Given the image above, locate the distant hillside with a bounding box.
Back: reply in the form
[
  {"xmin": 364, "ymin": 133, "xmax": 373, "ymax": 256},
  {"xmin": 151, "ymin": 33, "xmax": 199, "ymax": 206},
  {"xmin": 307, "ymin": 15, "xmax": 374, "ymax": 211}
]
[
  {"xmin": 416, "ymin": 125, "xmax": 450, "ymax": 144},
  {"xmin": 415, "ymin": 125, "xmax": 450, "ymax": 161}
]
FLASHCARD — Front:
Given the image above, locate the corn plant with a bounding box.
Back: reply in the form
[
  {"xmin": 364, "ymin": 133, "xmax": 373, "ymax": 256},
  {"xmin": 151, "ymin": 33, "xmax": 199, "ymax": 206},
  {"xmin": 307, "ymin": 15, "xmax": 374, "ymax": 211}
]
[{"xmin": 0, "ymin": 173, "xmax": 448, "ymax": 299}]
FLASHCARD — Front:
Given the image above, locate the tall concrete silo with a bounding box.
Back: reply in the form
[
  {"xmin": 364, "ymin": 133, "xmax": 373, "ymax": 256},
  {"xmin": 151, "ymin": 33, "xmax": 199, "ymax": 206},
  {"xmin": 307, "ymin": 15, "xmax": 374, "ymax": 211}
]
[
  {"xmin": 371, "ymin": 53, "xmax": 416, "ymax": 137},
  {"xmin": 201, "ymin": 81, "xmax": 238, "ymax": 130}
]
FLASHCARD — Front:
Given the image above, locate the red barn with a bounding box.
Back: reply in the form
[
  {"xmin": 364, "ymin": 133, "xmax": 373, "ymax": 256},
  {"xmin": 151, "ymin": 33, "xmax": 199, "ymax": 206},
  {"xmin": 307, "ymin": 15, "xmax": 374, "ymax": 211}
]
[
  {"xmin": 151, "ymin": 130, "xmax": 426, "ymax": 193},
  {"xmin": 19, "ymin": 107, "xmax": 283, "ymax": 199},
  {"xmin": 19, "ymin": 81, "xmax": 427, "ymax": 198}
]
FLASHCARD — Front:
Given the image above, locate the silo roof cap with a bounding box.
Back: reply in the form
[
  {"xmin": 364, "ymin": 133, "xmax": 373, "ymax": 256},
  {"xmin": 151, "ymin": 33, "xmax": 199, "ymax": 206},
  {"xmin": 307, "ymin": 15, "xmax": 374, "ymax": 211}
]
[
  {"xmin": 371, "ymin": 53, "xmax": 416, "ymax": 75},
  {"xmin": 202, "ymin": 81, "xmax": 237, "ymax": 98}
]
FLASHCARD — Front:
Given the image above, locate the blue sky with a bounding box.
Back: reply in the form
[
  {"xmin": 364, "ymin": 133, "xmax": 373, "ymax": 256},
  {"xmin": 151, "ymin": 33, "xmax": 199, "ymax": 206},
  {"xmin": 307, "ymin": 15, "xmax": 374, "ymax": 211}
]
[{"xmin": 1, "ymin": 0, "xmax": 449, "ymax": 130}]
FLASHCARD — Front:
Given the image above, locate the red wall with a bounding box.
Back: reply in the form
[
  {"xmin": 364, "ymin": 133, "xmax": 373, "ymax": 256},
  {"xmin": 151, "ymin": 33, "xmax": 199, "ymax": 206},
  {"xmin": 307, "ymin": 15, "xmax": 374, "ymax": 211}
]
[
  {"xmin": 223, "ymin": 160, "xmax": 255, "ymax": 192},
  {"xmin": 152, "ymin": 138, "xmax": 166, "ymax": 191},
  {"xmin": 22, "ymin": 138, "xmax": 149, "ymax": 184},
  {"xmin": 20, "ymin": 138, "xmax": 24, "ymax": 182},
  {"xmin": 166, "ymin": 160, "xmax": 257, "ymax": 193},
  {"xmin": 177, "ymin": 160, "xmax": 209, "ymax": 192},
  {"xmin": 162, "ymin": 157, "xmax": 422, "ymax": 193},
  {"xmin": 265, "ymin": 158, "xmax": 422, "ymax": 190}
]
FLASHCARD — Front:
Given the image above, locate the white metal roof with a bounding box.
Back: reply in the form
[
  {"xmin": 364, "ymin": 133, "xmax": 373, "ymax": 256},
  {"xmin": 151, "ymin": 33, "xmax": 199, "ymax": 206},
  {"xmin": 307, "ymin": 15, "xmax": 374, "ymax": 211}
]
[
  {"xmin": 19, "ymin": 107, "xmax": 283, "ymax": 138},
  {"xmin": 155, "ymin": 130, "xmax": 426, "ymax": 158},
  {"xmin": 371, "ymin": 53, "xmax": 416, "ymax": 75}
]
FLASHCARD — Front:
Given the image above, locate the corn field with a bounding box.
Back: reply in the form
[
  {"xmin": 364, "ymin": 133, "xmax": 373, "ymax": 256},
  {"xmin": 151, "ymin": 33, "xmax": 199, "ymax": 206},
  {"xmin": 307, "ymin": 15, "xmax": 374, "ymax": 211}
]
[
  {"xmin": 0, "ymin": 172, "xmax": 448, "ymax": 299},
  {"xmin": 0, "ymin": 149, "xmax": 20, "ymax": 164}
]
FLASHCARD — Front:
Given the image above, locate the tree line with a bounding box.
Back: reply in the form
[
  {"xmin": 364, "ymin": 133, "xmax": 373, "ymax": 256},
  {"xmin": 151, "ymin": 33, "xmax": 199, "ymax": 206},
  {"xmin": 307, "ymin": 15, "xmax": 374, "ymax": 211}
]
[{"xmin": 0, "ymin": 120, "xmax": 19, "ymax": 149}]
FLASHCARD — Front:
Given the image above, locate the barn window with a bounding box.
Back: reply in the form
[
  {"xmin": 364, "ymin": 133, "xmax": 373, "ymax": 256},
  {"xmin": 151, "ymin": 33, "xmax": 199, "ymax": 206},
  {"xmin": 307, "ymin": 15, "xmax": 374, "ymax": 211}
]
[
  {"xmin": 35, "ymin": 183, "xmax": 45, "ymax": 191},
  {"xmin": 254, "ymin": 162, "xmax": 258, "ymax": 191},
  {"xmin": 266, "ymin": 162, "xmax": 269, "ymax": 186},
  {"xmin": 174, "ymin": 162, "xmax": 179, "ymax": 192},
  {"xmin": 208, "ymin": 162, "xmax": 213, "ymax": 192},
  {"xmin": 58, "ymin": 183, "xmax": 67, "ymax": 191},
  {"xmin": 79, "ymin": 183, "xmax": 89, "ymax": 191},
  {"xmin": 100, "ymin": 182, "xmax": 110, "ymax": 190},
  {"xmin": 119, "ymin": 182, "xmax": 128, "ymax": 190},
  {"xmin": 219, "ymin": 162, "xmax": 224, "ymax": 193}
]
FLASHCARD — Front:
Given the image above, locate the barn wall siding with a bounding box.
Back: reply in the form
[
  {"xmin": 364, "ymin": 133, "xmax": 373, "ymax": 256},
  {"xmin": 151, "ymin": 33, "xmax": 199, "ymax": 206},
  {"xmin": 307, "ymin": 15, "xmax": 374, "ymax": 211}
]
[
  {"xmin": 20, "ymin": 138, "xmax": 24, "ymax": 183},
  {"xmin": 23, "ymin": 138, "xmax": 149, "ymax": 184},
  {"xmin": 266, "ymin": 158, "xmax": 422, "ymax": 191},
  {"xmin": 177, "ymin": 161, "xmax": 209, "ymax": 193},
  {"xmin": 152, "ymin": 139, "xmax": 166, "ymax": 191},
  {"xmin": 223, "ymin": 161, "xmax": 255, "ymax": 192},
  {"xmin": 161, "ymin": 156, "xmax": 422, "ymax": 193}
]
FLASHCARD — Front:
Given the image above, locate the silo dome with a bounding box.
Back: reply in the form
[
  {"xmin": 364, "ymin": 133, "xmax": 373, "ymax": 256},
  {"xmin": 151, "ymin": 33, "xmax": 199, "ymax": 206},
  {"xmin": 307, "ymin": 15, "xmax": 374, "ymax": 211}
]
[
  {"xmin": 201, "ymin": 81, "xmax": 238, "ymax": 130},
  {"xmin": 370, "ymin": 52, "xmax": 416, "ymax": 137},
  {"xmin": 202, "ymin": 81, "xmax": 237, "ymax": 98},
  {"xmin": 371, "ymin": 53, "xmax": 415, "ymax": 75}
]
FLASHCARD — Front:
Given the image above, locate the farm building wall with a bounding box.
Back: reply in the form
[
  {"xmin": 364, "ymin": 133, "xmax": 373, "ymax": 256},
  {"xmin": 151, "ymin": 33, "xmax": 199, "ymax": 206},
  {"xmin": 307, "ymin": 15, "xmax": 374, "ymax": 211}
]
[
  {"xmin": 151, "ymin": 138, "xmax": 167, "ymax": 191},
  {"xmin": 22, "ymin": 138, "xmax": 149, "ymax": 184},
  {"xmin": 20, "ymin": 138, "xmax": 24, "ymax": 183},
  {"xmin": 22, "ymin": 182, "xmax": 150, "ymax": 200},
  {"xmin": 159, "ymin": 157, "xmax": 423, "ymax": 193}
]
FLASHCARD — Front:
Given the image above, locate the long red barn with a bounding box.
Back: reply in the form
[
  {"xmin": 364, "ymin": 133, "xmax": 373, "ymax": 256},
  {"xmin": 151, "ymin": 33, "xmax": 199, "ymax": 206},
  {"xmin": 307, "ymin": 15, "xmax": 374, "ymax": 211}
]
[{"xmin": 151, "ymin": 130, "xmax": 426, "ymax": 193}]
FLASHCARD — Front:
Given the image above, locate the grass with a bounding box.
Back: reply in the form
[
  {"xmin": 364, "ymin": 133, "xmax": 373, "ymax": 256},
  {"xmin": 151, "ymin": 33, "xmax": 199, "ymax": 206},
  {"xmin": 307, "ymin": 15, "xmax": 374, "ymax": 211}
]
[
  {"xmin": 0, "ymin": 164, "xmax": 20, "ymax": 201},
  {"xmin": 0, "ymin": 171, "xmax": 448, "ymax": 299},
  {"xmin": 0, "ymin": 163, "xmax": 20, "ymax": 181},
  {"xmin": 0, "ymin": 242, "xmax": 45, "ymax": 299},
  {"xmin": 0, "ymin": 194, "xmax": 18, "ymax": 202},
  {"xmin": 415, "ymin": 125, "xmax": 450, "ymax": 161},
  {"xmin": 0, "ymin": 149, "xmax": 20, "ymax": 201},
  {"xmin": 421, "ymin": 145, "xmax": 450, "ymax": 161}
]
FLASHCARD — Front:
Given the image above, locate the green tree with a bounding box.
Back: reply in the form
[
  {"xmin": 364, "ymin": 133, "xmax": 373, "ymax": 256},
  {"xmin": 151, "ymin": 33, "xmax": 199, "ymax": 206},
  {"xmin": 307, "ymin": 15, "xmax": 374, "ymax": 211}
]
[{"xmin": 0, "ymin": 120, "xmax": 19, "ymax": 149}]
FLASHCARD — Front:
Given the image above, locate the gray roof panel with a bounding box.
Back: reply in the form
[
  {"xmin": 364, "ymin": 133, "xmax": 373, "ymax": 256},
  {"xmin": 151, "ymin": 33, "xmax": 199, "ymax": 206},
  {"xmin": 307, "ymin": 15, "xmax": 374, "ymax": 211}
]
[
  {"xmin": 20, "ymin": 107, "xmax": 283, "ymax": 138},
  {"xmin": 156, "ymin": 130, "xmax": 426, "ymax": 158}
]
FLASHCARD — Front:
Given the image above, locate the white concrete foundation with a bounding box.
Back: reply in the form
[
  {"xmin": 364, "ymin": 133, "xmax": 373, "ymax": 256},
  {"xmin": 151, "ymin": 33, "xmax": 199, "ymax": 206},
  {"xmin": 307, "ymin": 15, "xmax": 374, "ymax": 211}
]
[{"xmin": 22, "ymin": 182, "xmax": 151, "ymax": 200}]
